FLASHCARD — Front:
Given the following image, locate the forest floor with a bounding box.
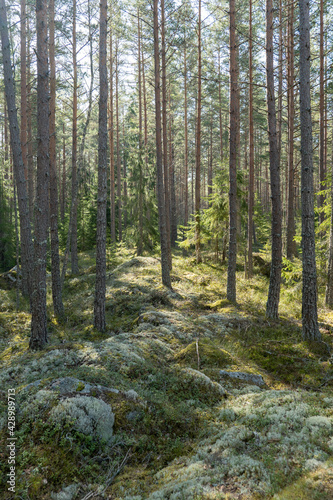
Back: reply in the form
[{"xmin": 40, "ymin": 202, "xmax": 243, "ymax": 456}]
[{"xmin": 0, "ymin": 247, "xmax": 333, "ymax": 499}]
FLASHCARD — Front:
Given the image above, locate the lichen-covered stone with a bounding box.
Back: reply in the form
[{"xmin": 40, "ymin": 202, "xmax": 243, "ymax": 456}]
[{"xmin": 50, "ymin": 396, "xmax": 114, "ymax": 443}]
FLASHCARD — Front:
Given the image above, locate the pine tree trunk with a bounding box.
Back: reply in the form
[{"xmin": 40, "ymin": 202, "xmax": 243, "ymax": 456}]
[
  {"xmin": 318, "ymin": 0, "xmax": 325, "ymax": 225},
  {"xmin": 0, "ymin": 0, "xmax": 33, "ymax": 301},
  {"xmin": 299, "ymin": 0, "xmax": 321, "ymax": 341},
  {"xmin": 109, "ymin": 27, "xmax": 116, "ymax": 243},
  {"xmin": 153, "ymin": 0, "xmax": 171, "ymax": 288},
  {"xmin": 161, "ymin": 0, "xmax": 172, "ymax": 268},
  {"xmin": 184, "ymin": 38, "xmax": 188, "ymax": 226},
  {"xmin": 30, "ymin": 0, "xmax": 49, "ymax": 349},
  {"xmin": 27, "ymin": 16, "xmax": 34, "ymax": 222},
  {"xmin": 266, "ymin": 0, "xmax": 282, "ymax": 319},
  {"xmin": 325, "ymin": 123, "xmax": 333, "ymax": 307},
  {"xmin": 286, "ymin": 2, "xmax": 296, "ymax": 259},
  {"xmin": 116, "ymin": 44, "xmax": 122, "ymax": 242},
  {"xmin": 49, "ymin": 0, "xmax": 64, "ymax": 320},
  {"xmin": 218, "ymin": 50, "xmax": 223, "ymax": 163},
  {"xmin": 169, "ymin": 95, "xmax": 177, "ymax": 246},
  {"xmin": 94, "ymin": 0, "xmax": 108, "ymax": 332},
  {"xmin": 137, "ymin": 8, "xmax": 143, "ymax": 256},
  {"xmin": 61, "ymin": 123, "xmax": 66, "ymax": 221},
  {"xmin": 195, "ymin": 0, "xmax": 202, "ymax": 264},
  {"xmin": 247, "ymin": 0, "xmax": 254, "ymax": 278},
  {"xmin": 227, "ymin": 0, "xmax": 237, "ymax": 302},
  {"xmin": 71, "ymin": 0, "xmax": 79, "ymax": 274}
]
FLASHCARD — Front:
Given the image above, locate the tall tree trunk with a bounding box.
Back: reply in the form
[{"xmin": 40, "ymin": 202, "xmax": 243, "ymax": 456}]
[
  {"xmin": 0, "ymin": 0, "xmax": 33, "ymax": 299},
  {"xmin": 218, "ymin": 50, "xmax": 223, "ymax": 163},
  {"xmin": 318, "ymin": 0, "xmax": 325, "ymax": 225},
  {"xmin": 266, "ymin": 0, "xmax": 282, "ymax": 319},
  {"xmin": 137, "ymin": 8, "xmax": 143, "ymax": 256},
  {"xmin": 142, "ymin": 28, "xmax": 148, "ymax": 169},
  {"xmin": 116, "ymin": 43, "xmax": 122, "ymax": 241},
  {"xmin": 20, "ymin": 0, "xmax": 29, "ymax": 296},
  {"xmin": 94, "ymin": 0, "xmax": 108, "ymax": 332},
  {"xmin": 30, "ymin": 0, "xmax": 49, "ymax": 349},
  {"xmin": 326, "ymin": 122, "xmax": 333, "ymax": 307},
  {"xmin": 227, "ymin": 0, "xmax": 237, "ymax": 302},
  {"xmin": 153, "ymin": 0, "xmax": 171, "ymax": 288},
  {"xmin": 286, "ymin": 2, "xmax": 296, "ymax": 259},
  {"xmin": 20, "ymin": 0, "xmax": 27, "ymax": 191},
  {"xmin": 49, "ymin": 0, "xmax": 64, "ymax": 319},
  {"xmin": 27, "ymin": 15, "xmax": 34, "ymax": 222},
  {"xmin": 247, "ymin": 0, "xmax": 254, "ymax": 278},
  {"xmin": 71, "ymin": 0, "xmax": 79, "ymax": 274},
  {"xmin": 184, "ymin": 37, "xmax": 188, "ymax": 226},
  {"xmin": 109, "ymin": 25, "xmax": 116, "ymax": 243},
  {"xmin": 169, "ymin": 91, "xmax": 177, "ymax": 246},
  {"xmin": 161, "ymin": 0, "xmax": 172, "ymax": 267},
  {"xmin": 299, "ymin": 0, "xmax": 321, "ymax": 340},
  {"xmin": 61, "ymin": 122, "xmax": 66, "ymax": 221},
  {"xmin": 195, "ymin": 0, "xmax": 202, "ymax": 264}
]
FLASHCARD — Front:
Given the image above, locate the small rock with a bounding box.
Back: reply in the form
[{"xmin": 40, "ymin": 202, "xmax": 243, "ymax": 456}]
[
  {"xmin": 51, "ymin": 483, "xmax": 78, "ymax": 500},
  {"xmin": 220, "ymin": 370, "xmax": 265, "ymax": 387}
]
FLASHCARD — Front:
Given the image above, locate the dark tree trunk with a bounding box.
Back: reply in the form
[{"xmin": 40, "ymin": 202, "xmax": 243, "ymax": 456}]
[
  {"xmin": 94, "ymin": 0, "xmax": 108, "ymax": 332},
  {"xmin": 0, "ymin": 0, "xmax": 33, "ymax": 300},
  {"xmin": 265, "ymin": 0, "xmax": 282, "ymax": 319},
  {"xmin": 153, "ymin": 0, "xmax": 171, "ymax": 288},
  {"xmin": 49, "ymin": 0, "xmax": 64, "ymax": 320},
  {"xmin": 299, "ymin": 0, "xmax": 321, "ymax": 341},
  {"xmin": 30, "ymin": 0, "xmax": 49, "ymax": 349},
  {"xmin": 227, "ymin": 0, "xmax": 237, "ymax": 302}
]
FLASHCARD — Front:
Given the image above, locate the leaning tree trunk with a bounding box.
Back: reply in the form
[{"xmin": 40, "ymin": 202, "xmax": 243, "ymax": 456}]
[
  {"xmin": 30, "ymin": 0, "xmax": 49, "ymax": 349},
  {"xmin": 227, "ymin": 0, "xmax": 238, "ymax": 302},
  {"xmin": 0, "ymin": 0, "xmax": 33, "ymax": 299},
  {"xmin": 299, "ymin": 0, "xmax": 321, "ymax": 340},
  {"xmin": 265, "ymin": 0, "xmax": 282, "ymax": 319},
  {"xmin": 94, "ymin": 0, "xmax": 108, "ymax": 332}
]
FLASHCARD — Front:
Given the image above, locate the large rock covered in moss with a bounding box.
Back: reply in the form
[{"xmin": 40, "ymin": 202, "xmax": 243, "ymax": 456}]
[{"xmin": 49, "ymin": 396, "xmax": 114, "ymax": 443}]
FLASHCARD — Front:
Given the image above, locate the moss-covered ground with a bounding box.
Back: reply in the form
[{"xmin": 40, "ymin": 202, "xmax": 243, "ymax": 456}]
[{"xmin": 0, "ymin": 248, "xmax": 332, "ymax": 499}]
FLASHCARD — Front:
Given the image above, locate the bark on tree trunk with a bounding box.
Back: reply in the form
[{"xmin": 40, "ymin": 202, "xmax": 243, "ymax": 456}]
[
  {"xmin": 30, "ymin": 0, "xmax": 49, "ymax": 349},
  {"xmin": 326, "ymin": 123, "xmax": 333, "ymax": 307},
  {"xmin": 49, "ymin": 0, "xmax": 64, "ymax": 319},
  {"xmin": 299, "ymin": 0, "xmax": 321, "ymax": 340},
  {"xmin": 247, "ymin": 0, "xmax": 254, "ymax": 278},
  {"xmin": 195, "ymin": 0, "xmax": 202, "ymax": 264},
  {"xmin": 116, "ymin": 43, "xmax": 122, "ymax": 242},
  {"xmin": 184, "ymin": 38, "xmax": 189, "ymax": 227},
  {"xmin": 153, "ymin": 0, "xmax": 171, "ymax": 288},
  {"xmin": 318, "ymin": 0, "xmax": 325, "ymax": 225},
  {"xmin": 109, "ymin": 27, "xmax": 116, "ymax": 243},
  {"xmin": 161, "ymin": 0, "xmax": 172, "ymax": 268},
  {"xmin": 137, "ymin": 8, "xmax": 143, "ymax": 256},
  {"xmin": 227, "ymin": 0, "xmax": 238, "ymax": 302},
  {"xmin": 71, "ymin": 0, "xmax": 79, "ymax": 274},
  {"xmin": 94, "ymin": 0, "xmax": 108, "ymax": 332},
  {"xmin": 0, "ymin": 0, "xmax": 33, "ymax": 301},
  {"xmin": 286, "ymin": 2, "xmax": 296, "ymax": 259},
  {"xmin": 265, "ymin": 0, "xmax": 282, "ymax": 319}
]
